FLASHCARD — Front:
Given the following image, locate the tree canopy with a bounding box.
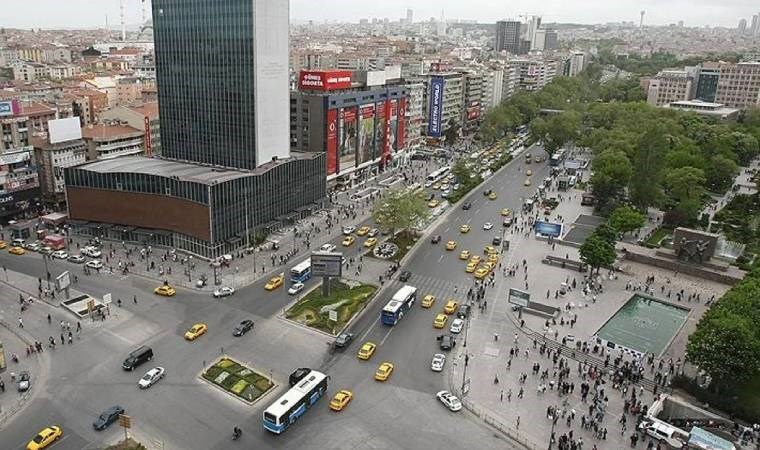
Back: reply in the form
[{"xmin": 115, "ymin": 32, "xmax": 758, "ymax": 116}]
[{"xmin": 371, "ymin": 189, "xmax": 430, "ymax": 236}]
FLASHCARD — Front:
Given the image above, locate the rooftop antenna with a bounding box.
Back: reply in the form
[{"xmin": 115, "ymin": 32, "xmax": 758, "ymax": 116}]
[
  {"xmin": 120, "ymin": 0, "xmax": 126, "ymax": 41},
  {"xmin": 639, "ymin": 10, "xmax": 645, "ymax": 29},
  {"xmin": 142, "ymin": 0, "xmax": 147, "ymax": 23}
]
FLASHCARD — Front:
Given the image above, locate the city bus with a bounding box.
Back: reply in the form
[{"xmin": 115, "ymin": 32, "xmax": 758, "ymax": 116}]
[
  {"xmin": 290, "ymin": 259, "xmax": 312, "ymax": 283},
  {"xmin": 381, "ymin": 285, "xmax": 417, "ymax": 325},
  {"xmin": 262, "ymin": 369, "xmax": 328, "ymax": 434},
  {"xmin": 550, "ymin": 149, "xmax": 566, "ymax": 167},
  {"xmin": 426, "ymin": 166, "xmax": 451, "ymax": 184}
]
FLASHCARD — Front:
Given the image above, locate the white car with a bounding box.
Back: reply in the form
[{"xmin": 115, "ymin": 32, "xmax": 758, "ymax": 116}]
[
  {"xmin": 138, "ymin": 367, "xmax": 166, "ymax": 389},
  {"xmin": 82, "ymin": 247, "xmax": 102, "ymax": 258},
  {"xmin": 51, "ymin": 250, "xmax": 69, "ymax": 259},
  {"xmin": 449, "ymin": 318, "xmax": 464, "ymax": 334},
  {"xmin": 85, "ymin": 260, "xmax": 103, "ymax": 270},
  {"xmin": 288, "ymin": 282, "xmax": 304, "ymax": 295},
  {"xmin": 67, "ymin": 254, "xmax": 86, "ymax": 264},
  {"xmin": 367, "ymin": 228, "xmax": 379, "ymax": 237},
  {"xmin": 436, "ymin": 390, "xmax": 462, "ymax": 412},
  {"xmin": 213, "ymin": 286, "xmax": 235, "ymax": 298},
  {"xmin": 431, "ymin": 353, "xmax": 446, "ymax": 372},
  {"xmin": 342, "ymin": 225, "xmax": 356, "ymax": 235},
  {"xmin": 424, "ymin": 181, "xmax": 433, "ymax": 188},
  {"xmin": 483, "ymin": 222, "xmax": 494, "ymax": 230},
  {"xmin": 320, "ymin": 243, "xmax": 336, "ymax": 253}
]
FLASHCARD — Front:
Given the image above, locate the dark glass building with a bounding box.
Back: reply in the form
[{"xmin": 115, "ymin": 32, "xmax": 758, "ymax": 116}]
[{"xmin": 64, "ymin": 0, "xmax": 326, "ymax": 259}]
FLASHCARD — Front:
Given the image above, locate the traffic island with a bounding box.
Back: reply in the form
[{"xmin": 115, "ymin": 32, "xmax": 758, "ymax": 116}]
[
  {"xmin": 201, "ymin": 357, "xmax": 274, "ymax": 404},
  {"xmin": 369, "ymin": 232, "xmax": 418, "ymax": 263},
  {"xmin": 104, "ymin": 438, "xmax": 148, "ymax": 450},
  {"xmin": 285, "ymin": 280, "xmax": 377, "ymax": 335}
]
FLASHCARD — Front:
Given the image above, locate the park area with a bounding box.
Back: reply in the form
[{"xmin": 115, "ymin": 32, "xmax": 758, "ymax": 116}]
[
  {"xmin": 201, "ymin": 357, "xmax": 274, "ymax": 404},
  {"xmin": 285, "ymin": 280, "xmax": 377, "ymax": 335}
]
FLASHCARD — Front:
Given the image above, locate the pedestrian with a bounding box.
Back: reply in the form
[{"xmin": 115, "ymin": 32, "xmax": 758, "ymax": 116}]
[
  {"xmin": 47, "ymin": 313, "xmax": 51, "ymax": 324},
  {"xmin": 507, "ymin": 388, "xmax": 512, "ymax": 402},
  {"xmin": 516, "ymin": 416, "xmax": 520, "ymax": 429},
  {"xmin": 0, "ymin": 378, "xmax": 4, "ymax": 392},
  {"xmin": 76, "ymin": 321, "xmax": 81, "ymax": 332},
  {"xmin": 133, "ymin": 295, "xmax": 138, "ymax": 304},
  {"xmin": 18, "ymin": 317, "xmax": 23, "ymax": 328}
]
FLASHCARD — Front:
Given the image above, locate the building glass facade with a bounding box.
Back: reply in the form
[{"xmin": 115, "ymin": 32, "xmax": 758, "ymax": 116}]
[{"xmin": 153, "ymin": 0, "xmax": 257, "ymax": 169}]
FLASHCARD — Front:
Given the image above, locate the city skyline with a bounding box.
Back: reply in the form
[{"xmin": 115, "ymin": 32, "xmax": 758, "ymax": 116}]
[{"xmin": 0, "ymin": 0, "xmax": 757, "ymax": 29}]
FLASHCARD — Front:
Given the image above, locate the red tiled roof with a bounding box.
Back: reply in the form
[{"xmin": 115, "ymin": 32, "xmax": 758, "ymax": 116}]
[{"xmin": 81, "ymin": 123, "xmax": 142, "ymax": 140}]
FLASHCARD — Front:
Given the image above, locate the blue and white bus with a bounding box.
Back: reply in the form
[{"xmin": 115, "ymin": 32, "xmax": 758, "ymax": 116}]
[
  {"xmin": 426, "ymin": 166, "xmax": 451, "ymax": 183},
  {"xmin": 263, "ymin": 370, "xmax": 328, "ymax": 434},
  {"xmin": 550, "ymin": 149, "xmax": 566, "ymax": 167},
  {"xmin": 381, "ymin": 285, "xmax": 417, "ymax": 326},
  {"xmin": 290, "ymin": 259, "xmax": 312, "ymax": 283}
]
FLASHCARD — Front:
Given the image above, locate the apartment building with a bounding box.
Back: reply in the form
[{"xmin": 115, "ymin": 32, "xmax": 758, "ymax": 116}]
[
  {"xmin": 714, "ymin": 61, "xmax": 760, "ymax": 108},
  {"xmin": 646, "ymin": 69, "xmax": 694, "ymax": 106},
  {"xmin": 423, "ymin": 72, "xmax": 464, "ymax": 139},
  {"xmin": 99, "ymin": 102, "xmax": 161, "ymax": 156},
  {"xmin": 81, "ymin": 123, "xmax": 144, "ymax": 161}
]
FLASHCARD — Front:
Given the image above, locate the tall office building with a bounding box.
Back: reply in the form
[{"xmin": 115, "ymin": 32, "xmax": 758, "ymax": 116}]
[
  {"xmin": 752, "ymin": 14, "xmax": 760, "ymax": 36},
  {"xmin": 153, "ymin": 0, "xmax": 288, "ymax": 169},
  {"xmin": 65, "ymin": 0, "xmax": 326, "ymax": 259},
  {"xmin": 527, "ymin": 16, "xmax": 542, "ymax": 51},
  {"xmin": 495, "ymin": 20, "xmax": 521, "ymax": 54},
  {"xmin": 406, "ymin": 9, "xmax": 413, "ymax": 24},
  {"xmin": 738, "ymin": 18, "xmax": 747, "ymax": 34}
]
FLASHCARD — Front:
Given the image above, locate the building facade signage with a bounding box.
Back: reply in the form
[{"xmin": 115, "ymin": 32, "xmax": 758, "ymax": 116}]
[
  {"xmin": 144, "ymin": 116, "xmax": 152, "ymax": 157},
  {"xmin": 299, "ymin": 70, "xmax": 353, "ymax": 91},
  {"xmin": 0, "ymin": 100, "xmax": 20, "ymax": 117},
  {"xmin": 326, "ymin": 108, "xmax": 338, "ymax": 175},
  {"xmin": 428, "ymin": 77, "xmax": 445, "ymax": 137}
]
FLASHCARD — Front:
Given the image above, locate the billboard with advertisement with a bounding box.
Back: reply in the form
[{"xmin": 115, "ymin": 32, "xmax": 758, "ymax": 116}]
[
  {"xmin": 378, "ymin": 101, "xmax": 390, "ymax": 168},
  {"xmin": 428, "ymin": 76, "xmax": 445, "ymax": 137},
  {"xmin": 338, "ymin": 106, "xmax": 358, "ymax": 172},
  {"xmin": 534, "ymin": 221, "xmax": 563, "ymax": 238},
  {"xmin": 397, "ymin": 97, "xmax": 406, "ymax": 150},
  {"xmin": 389, "ymin": 99, "xmax": 398, "ymax": 153},
  {"xmin": 0, "ymin": 101, "xmax": 13, "ymax": 117},
  {"xmin": 144, "ymin": 116, "xmax": 152, "ymax": 156},
  {"xmin": 299, "ymin": 70, "xmax": 352, "ymax": 91},
  {"xmin": 326, "ymin": 108, "xmax": 338, "ymax": 175},
  {"xmin": 357, "ymin": 104, "xmax": 375, "ymax": 165},
  {"xmin": 48, "ymin": 117, "xmax": 83, "ymax": 144}
]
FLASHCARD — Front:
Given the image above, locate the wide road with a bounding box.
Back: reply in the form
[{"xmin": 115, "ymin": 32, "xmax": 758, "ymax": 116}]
[{"xmin": 0, "ymin": 144, "xmax": 546, "ymax": 450}]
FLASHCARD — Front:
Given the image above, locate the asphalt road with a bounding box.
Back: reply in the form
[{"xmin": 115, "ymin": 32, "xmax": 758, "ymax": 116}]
[{"xmin": 0, "ymin": 144, "xmax": 546, "ymax": 450}]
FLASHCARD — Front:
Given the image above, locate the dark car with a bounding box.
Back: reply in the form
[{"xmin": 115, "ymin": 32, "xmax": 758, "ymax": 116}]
[
  {"xmin": 462, "ymin": 202, "xmax": 472, "ymax": 210},
  {"xmin": 456, "ymin": 304, "xmax": 471, "ymax": 319},
  {"xmin": 437, "ymin": 334, "xmax": 457, "ymax": 351},
  {"xmin": 430, "ymin": 235, "xmax": 441, "ymax": 244},
  {"xmin": 492, "ymin": 236, "xmax": 502, "ymax": 246},
  {"xmin": 233, "ymin": 319, "xmax": 254, "ymax": 337},
  {"xmin": 399, "ymin": 271, "xmax": 412, "ymax": 282},
  {"xmin": 17, "ymin": 371, "xmax": 31, "ymax": 392},
  {"xmin": 289, "ymin": 368, "xmax": 311, "ymax": 387},
  {"xmin": 93, "ymin": 405, "xmax": 125, "ymax": 430},
  {"xmin": 426, "ymin": 193, "xmax": 435, "ymax": 201},
  {"xmin": 483, "ymin": 189, "xmax": 493, "ymax": 196},
  {"xmin": 334, "ymin": 332, "xmax": 354, "ymax": 349}
]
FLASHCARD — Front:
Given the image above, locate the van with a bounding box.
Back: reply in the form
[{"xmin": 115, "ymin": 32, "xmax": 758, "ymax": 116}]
[
  {"xmin": 568, "ymin": 176, "xmax": 577, "ymax": 187},
  {"xmin": 12, "ymin": 238, "xmax": 25, "ymax": 246},
  {"xmin": 640, "ymin": 422, "xmax": 678, "ymax": 441},
  {"xmin": 122, "ymin": 346, "xmax": 154, "ymax": 371}
]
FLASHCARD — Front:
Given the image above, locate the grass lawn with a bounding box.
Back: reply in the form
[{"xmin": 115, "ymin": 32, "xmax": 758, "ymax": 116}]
[
  {"xmin": 285, "ymin": 281, "xmax": 377, "ymax": 335},
  {"xmin": 644, "ymin": 227, "xmax": 672, "ymax": 248},
  {"xmin": 388, "ymin": 232, "xmax": 419, "ymax": 263},
  {"xmin": 202, "ymin": 357, "xmax": 274, "ymax": 403}
]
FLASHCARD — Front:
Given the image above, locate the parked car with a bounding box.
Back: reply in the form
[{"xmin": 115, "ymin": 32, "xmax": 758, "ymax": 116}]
[
  {"xmin": 334, "ymin": 332, "xmax": 354, "ymax": 349},
  {"xmin": 92, "ymin": 405, "xmax": 125, "ymax": 430},
  {"xmin": 17, "ymin": 371, "xmax": 31, "ymax": 391},
  {"xmin": 431, "ymin": 353, "xmax": 446, "ymax": 372},
  {"xmin": 437, "ymin": 334, "xmax": 456, "ymax": 351}
]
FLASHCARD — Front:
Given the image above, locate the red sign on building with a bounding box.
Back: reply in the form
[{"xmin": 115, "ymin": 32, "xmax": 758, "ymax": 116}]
[
  {"xmin": 144, "ymin": 116, "xmax": 152, "ymax": 157},
  {"xmin": 397, "ymin": 97, "xmax": 406, "ymax": 150},
  {"xmin": 326, "ymin": 109, "xmax": 338, "ymax": 175},
  {"xmin": 299, "ymin": 70, "xmax": 353, "ymax": 91}
]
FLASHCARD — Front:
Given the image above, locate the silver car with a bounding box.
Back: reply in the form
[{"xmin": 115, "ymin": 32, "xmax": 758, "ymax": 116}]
[
  {"xmin": 213, "ymin": 286, "xmax": 235, "ymax": 298},
  {"xmin": 449, "ymin": 318, "xmax": 464, "ymax": 334},
  {"xmin": 431, "ymin": 354, "xmax": 446, "ymax": 372},
  {"xmin": 436, "ymin": 390, "xmax": 462, "ymax": 412},
  {"xmin": 138, "ymin": 367, "xmax": 166, "ymax": 389}
]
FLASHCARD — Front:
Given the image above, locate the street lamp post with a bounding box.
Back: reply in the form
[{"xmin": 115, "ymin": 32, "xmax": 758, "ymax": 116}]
[{"xmin": 42, "ymin": 254, "xmax": 51, "ymax": 289}]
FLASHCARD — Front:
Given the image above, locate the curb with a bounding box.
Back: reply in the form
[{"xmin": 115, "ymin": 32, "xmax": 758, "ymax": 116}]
[
  {"xmin": 0, "ymin": 278, "xmax": 57, "ymax": 308},
  {"xmin": 0, "ymin": 320, "xmax": 45, "ymax": 430}
]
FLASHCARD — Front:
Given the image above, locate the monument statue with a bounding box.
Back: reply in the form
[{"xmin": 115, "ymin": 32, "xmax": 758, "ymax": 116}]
[{"xmin": 675, "ymin": 237, "xmax": 709, "ymax": 264}]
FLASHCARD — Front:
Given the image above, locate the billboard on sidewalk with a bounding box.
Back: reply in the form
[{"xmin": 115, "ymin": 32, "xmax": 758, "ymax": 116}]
[
  {"xmin": 357, "ymin": 104, "xmax": 375, "ymax": 165},
  {"xmin": 508, "ymin": 288, "xmax": 530, "ymax": 307},
  {"xmin": 326, "ymin": 108, "xmax": 338, "ymax": 175},
  {"xmin": 534, "ymin": 221, "xmax": 562, "ymax": 238},
  {"xmin": 338, "ymin": 106, "xmax": 358, "ymax": 171},
  {"xmin": 427, "ymin": 76, "xmax": 445, "ymax": 137}
]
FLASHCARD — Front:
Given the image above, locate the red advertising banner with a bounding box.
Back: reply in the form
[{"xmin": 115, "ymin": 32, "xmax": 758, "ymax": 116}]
[
  {"xmin": 144, "ymin": 116, "xmax": 152, "ymax": 157},
  {"xmin": 467, "ymin": 107, "xmax": 480, "ymax": 120},
  {"xmin": 397, "ymin": 97, "xmax": 406, "ymax": 150},
  {"xmin": 326, "ymin": 108, "xmax": 338, "ymax": 175},
  {"xmin": 381, "ymin": 100, "xmax": 391, "ymax": 167},
  {"xmin": 299, "ymin": 70, "xmax": 352, "ymax": 91}
]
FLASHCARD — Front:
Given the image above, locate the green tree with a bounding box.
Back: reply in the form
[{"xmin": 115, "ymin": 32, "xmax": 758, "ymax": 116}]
[
  {"xmin": 664, "ymin": 166, "xmax": 706, "ymax": 202},
  {"xmin": 371, "ymin": 189, "xmax": 430, "ymax": 236},
  {"xmin": 594, "ymin": 223, "xmax": 619, "ymax": 245},
  {"xmin": 705, "ymin": 155, "xmax": 738, "ymax": 193},
  {"xmin": 579, "ymin": 234, "xmax": 616, "ymax": 274},
  {"xmin": 443, "ymin": 118, "xmax": 460, "ymax": 143},
  {"xmin": 590, "ymin": 150, "xmax": 633, "ymax": 214},
  {"xmin": 531, "ymin": 111, "xmax": 582, "ymax": 155},
  {"xmin": 686, "ymin": 309, "xmax": 760, "ymax": 388},
  {"xmin": 609, "ymin": 206, "xmax": 646, "ymax": 235}
]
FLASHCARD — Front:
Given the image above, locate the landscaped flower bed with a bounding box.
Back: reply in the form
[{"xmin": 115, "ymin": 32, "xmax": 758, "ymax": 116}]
[{"xmin": 202, "ymin": 357, "xmax": 274, "ymax": 403}]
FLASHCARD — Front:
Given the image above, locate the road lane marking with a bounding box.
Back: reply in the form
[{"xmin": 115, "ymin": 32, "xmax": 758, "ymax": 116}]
[
  {"xmin": 474, "ymin": 208, "xmax": 480, "ymax": 215},
  {"xmin": 444, "ymin": 227, "xmax": 450, "ymax": 233},
  {"xmin": 438, "ymin": 255, "xmax": 444, "ymax": 262},
  {"xmin": 358, "ymin": 317, "xmax": 378, "ymax": 342},
  {"xmin": 379, "ymin": 326, "xmax": 394, "ymax": 346}
]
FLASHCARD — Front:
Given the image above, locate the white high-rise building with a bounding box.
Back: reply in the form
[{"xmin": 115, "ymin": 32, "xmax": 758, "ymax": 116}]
[{"xmin": 527, "ymin": 16, "xmax": 542, "ymax": 51}]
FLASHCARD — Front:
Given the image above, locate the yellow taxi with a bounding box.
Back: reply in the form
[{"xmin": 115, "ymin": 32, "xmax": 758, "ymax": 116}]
[
  {"xmin": 342, "ymin": 236, "xmax": 355, "ymax": 246},
  {"xmin": 264, "ymin": 274, "xmax": 285, "ymax": 291},
  {"xmin": 428, "ymin": 199, "xmax": 440, "ymax": 208},
  {"xmin": 488, "ymin": 253, "xmax": 499, "ymax": 264},
  {"xmin": 357, "ymin": 342, "xmax": 377, "ymax": 360},
  {"xmin": 422, "ymin": 294, "xmax": 436, "ymax": 308},
  {"xmin": 329, "ymin": 390, "xmax": 354, "ymax": 411},
  {"xmin": 433, "ymin": 313, "xmax": 448, "ymax": 328},
  {"xmin": 484, "ymin": 245, "xmax": 497, "ymax": 255},
  {"xmin": 474, "ymin": 267, "xmax": 490, "ymax": 279},
  {"xmin": 526, "ymin": 169, "xmax": 533, "ymax": 176},
  {"xmin": 432, "ymin": 183, "xmax": 441, "ymax": 190},
  {"xmin": 445, "ymin": 241, "xmax": 457, "ymax": 251},
  {"xmin": 154, "ymin": 284, "xmax": 176, "ymax": 296},
  {"xmin": 356, "ymin": 226, "xmax": 370, "ymax": 236},
  {"xmin": 443, "ymin": 300, "xmax": 458, "ymax": 314},
  {"xmin": 465, "ymin": 261, "xmax": 478, "ymax": 273},
  {"xmin": 488, "ymin": 192, "xmax": 497, "ymax": 200},
  {"xmin": 9, "ymin": 246, "xmax": 25, "ymax": 255},
  {"xmin": 469, "ymin": 255, "xmax": 482, "ymax": 265},
  {"xmin": 501, "ymin": 208, "xmax": 512, "ymax": 217},
  {"xmin": 184, "ymin": 323, "xmax": 208, "ymax": 341},
  {"xmin": 364, "ymin": 237, "xmax": 378, "ymax": 248},
  {"xmin": 26, "ymin": 426, "xmax": 62, "ymax": 450},
  {"xmin": 459, "ymin": 224, "xmax": 471, "ymax": 233},
  {"xmin": 524, "ymin": 179, "xmax": 532, "ymax": 186},
  {"xmin": 0, "ymin": 240, "xmax": 7, "ymax": 249},
  {"xmin": 374, "ymin": 362, "xmax": 394, "ymax": 381},
  {"xmin": 459, "ymin": 250, "xmax": 471, "ymax": 260},
  {"xmin": 482, "ymin": 261, "xmax": 496, "ymax": 272}
]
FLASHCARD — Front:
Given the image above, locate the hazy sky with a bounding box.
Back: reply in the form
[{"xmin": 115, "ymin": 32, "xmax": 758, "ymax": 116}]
[{"xmin": 0, "ymin": 0, "xmax": 757, "ymax": 29}]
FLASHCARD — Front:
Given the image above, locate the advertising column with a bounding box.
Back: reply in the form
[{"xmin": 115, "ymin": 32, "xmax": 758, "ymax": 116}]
[
  {"xmin": 326, "ymin": 108, "xmax": 338, "ymax": 175},
  {"xmin": 427, "ymin": 76, "xmax": 445, "ymax": 137},
  {"xmin": 338, "ymin": 106, "xmax": 358, "ymax": 172},
  {"xmin": 357, "ymin": 104, "xmax": 375, "ymax": 166}
]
